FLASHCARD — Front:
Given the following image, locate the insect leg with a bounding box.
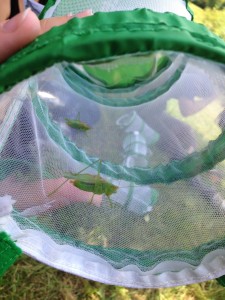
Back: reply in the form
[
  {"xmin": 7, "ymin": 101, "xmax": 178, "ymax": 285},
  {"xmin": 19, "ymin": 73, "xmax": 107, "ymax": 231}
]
[
  {"xmin": 107, "ymin": 196, "xmax": 113, "ymax": 208},
  {"xmin": 97, "ymin": 159, "xmax": 102, "ymax": 177},
  {"xmin": 75, "ymin": 159, "xmax": 100, "ymax": 176},
  {"xmin": 48, "ymin": 178, "xmax": 70, "ymax": 197},
  {"xmin": 89, "ymin": 192, "xmax": 95, "ymax": 204},
  {"xmin": 76, "ymin": 112, "xmax": 80, "ymax": 121}
]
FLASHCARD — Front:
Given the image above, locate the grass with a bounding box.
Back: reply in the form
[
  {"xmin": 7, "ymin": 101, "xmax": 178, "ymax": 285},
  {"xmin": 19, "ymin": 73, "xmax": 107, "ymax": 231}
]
[
  {"xmin": 190, "ymin": 3, "xmax": 225, "ymax": 40},
  {"xmin": 1, "ymin": 255, "xmax": 225, "ymax": 300}
]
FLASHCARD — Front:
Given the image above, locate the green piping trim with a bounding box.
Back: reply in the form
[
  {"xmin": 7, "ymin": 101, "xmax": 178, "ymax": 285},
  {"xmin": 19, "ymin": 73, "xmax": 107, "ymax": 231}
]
[
  {"xmin": 31, "ymin": 93, "xmax": 225, "ymax": 185},
  {"xmin": 39, "ymin": 0, "xmax": 57, "ymax": 20},
  {"xmin": 185, "ymin": 0, "xmax": 194, "ymax": 20},
  {"xmin": 0, "ymin": 231, "xmax": 22, "ymax": 277},
  {"xmin": 14, "ymin": 212, "xmax": 225, "ymax": 271},
  {"xmin": 82, "ymin": 235, "xmax": 225, "ymax": 271},
  {"xmin": 61, "ymin": 60, "xmax": 183, "ymax": 107},
  {"xmin": 0, "ymin": 9, "xmax": 225, "ymax": 95}
]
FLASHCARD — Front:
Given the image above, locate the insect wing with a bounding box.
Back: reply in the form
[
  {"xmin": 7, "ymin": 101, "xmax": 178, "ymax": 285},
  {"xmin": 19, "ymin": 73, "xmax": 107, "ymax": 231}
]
[
  {"xmin": 73, "ymin": 178, "xmax": 96, "ymax": 193},
  {"xmin": 104, "ymin": 181, "xmax": 119, "ymax": 197},
  {"xmin": 64, "ymin": 172, "xmax": 79, "ymax": 180},
  {"xmin": 76, "ymin": 174, "xmax": 99, "ymax": 184}
]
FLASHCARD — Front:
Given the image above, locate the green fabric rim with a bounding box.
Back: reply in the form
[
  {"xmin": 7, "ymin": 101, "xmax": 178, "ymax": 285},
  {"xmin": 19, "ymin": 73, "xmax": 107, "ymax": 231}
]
[
  {"xmin": 0, "ymin": 9, "xmax": 224, "ymax": 95},
  {"xmin": 0, "ymin": 231, "xmax": 22, "ymax": 277},
  {"xmin": 68, "ymin": 234, "xmax": 225, "ymax": 271}
]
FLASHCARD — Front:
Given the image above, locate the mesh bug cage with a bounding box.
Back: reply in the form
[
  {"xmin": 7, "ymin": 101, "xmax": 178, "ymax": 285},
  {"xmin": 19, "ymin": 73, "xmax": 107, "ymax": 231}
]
[{"xmin": 1, "ymin": 0, "xmax": 225, "ymax": 288}]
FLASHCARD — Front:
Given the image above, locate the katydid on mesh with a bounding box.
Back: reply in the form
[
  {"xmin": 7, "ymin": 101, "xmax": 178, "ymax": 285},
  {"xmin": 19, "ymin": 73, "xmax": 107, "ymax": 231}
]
[
  {"xmin": 65, "ymin": 112, "xmax": 91, "ymax": 131},
  {"xmin": 48, "ymin": 160, "xmax": 118, "ymax": 206}
]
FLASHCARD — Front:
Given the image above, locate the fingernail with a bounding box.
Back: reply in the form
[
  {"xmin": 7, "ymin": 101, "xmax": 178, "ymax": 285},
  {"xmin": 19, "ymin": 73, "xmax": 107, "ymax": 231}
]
[
  {"xmin": 81, "ymin": 9, "xmax": 93, "ymax": 16},
  {"xmin": 2, "ymin": 8, "xmax": 31, "ymax": 32},
  {"xmin": 68, "ymin": 9, "xmax": 93, "ymax": 19}
]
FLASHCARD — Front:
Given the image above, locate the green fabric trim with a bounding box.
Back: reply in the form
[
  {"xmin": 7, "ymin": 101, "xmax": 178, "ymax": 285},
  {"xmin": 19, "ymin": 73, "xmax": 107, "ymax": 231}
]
[
  {"xmin": 2, "ymin": 119, "xmax": 225, "ymax": 185},
  {"xmin": 39, "ymin": 0, "xmax": 57, "ymax": 20},
  {"xmin": 61, "ymin": 59, "xmax": 183, "ymax": 107},
  {"xmin": 77, "ymin": 235, "xmax": 225, "ymax": 271},
  {"xmin": 0, "ymin": 9, "xmax": 225, "ymax": 95},
  {"xmin": 185, "ymin": 0, "xmax": 194, "ymax": 20},
  {"xmin": 0, "ymin": 232, "xmax": 22, "ymax": 277}
]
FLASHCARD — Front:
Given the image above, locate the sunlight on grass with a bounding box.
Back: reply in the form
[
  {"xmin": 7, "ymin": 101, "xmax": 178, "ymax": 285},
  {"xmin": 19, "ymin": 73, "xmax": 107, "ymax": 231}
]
[
  {"xmin": 166, "ymin": 99, "xmax": 222, "ymax": 143},
  {"xmin": 190, "ymin": 3, "xmax": 225, "ymax": 40}
]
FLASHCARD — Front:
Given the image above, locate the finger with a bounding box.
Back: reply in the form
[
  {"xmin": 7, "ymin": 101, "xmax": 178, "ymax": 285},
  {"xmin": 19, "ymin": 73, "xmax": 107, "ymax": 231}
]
[
  {"xmin": 40, "ymin": 9, "xmax": 93, "ymax": 34},
  {"xmin": 0, "ymin": 8, "xmax": 41, "ymax": 63},
  {"xmin": 0, "ymin": 176, "xmax": 102, "ymax": 212},
  {"xmin": 45, "ymin": 178, "xmax": 102, "ymax": 207}
]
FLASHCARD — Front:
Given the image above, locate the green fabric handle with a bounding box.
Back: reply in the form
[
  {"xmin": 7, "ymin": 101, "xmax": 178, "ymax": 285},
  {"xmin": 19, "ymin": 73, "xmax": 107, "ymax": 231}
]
[
  {"xmin": 0, "ymin": 231, "xmax": 22, "ymax": 277},
  {"xmin": 0, "ymin": 9, "xmax": 225, "ymax": 95}
]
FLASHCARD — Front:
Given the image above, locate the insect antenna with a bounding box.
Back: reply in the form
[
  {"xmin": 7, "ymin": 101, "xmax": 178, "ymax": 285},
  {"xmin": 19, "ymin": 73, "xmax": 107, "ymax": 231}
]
[
  {"xmin": 65, "ymin": 159, "xmax": 101, "ymax": 178},
  {"xmin": 76, "ymin": 112, "xmax": 80, "ymax": 121},
  {"xmin": 97, "ymin": 159, "xmax": 102, "ymax": 178},
  {"xmin": 48, "ymin": 160, "xmax": 100, "ymax": 197},
  {"xmin": 89, "ymin": 193, "xmax": 95, "ymax": 204},
  {"xmin": 81, "ymin": 159, "xmax": 101, "ymax": 174},
  {"xmin": 106, "ymin": 196, "xmax": 113, "ymax": 208}
]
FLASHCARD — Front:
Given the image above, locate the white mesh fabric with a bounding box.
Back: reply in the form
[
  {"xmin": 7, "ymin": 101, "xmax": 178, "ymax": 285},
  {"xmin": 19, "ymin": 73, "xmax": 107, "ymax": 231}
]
[
  {"xmin": 44, "ymin": 0, "xmax": 192, "ymax": 20},
  {"xmin": 1, "ymin": 52, "xmax": 225, "ymax": 288}
]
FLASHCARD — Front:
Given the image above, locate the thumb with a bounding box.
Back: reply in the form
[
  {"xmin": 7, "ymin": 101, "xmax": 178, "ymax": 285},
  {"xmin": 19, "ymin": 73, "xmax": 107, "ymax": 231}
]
[
  {"xmin": 40, "ymin": 9, "xmax": 93, "ymax": 34},
  {"xmin": 0, "ymin": 8, "xmax": 41, "ymax": 63}
]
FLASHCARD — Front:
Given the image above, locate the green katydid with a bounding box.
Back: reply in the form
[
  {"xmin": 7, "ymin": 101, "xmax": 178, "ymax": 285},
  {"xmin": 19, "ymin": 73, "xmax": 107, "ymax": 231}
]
[
  {"xmin": 48, "ymin": 160, "xmax": 118, "ymax": 206},
  {"xmin": 65, "ymin": 112, "xmax": 91, "ymax": 131}
]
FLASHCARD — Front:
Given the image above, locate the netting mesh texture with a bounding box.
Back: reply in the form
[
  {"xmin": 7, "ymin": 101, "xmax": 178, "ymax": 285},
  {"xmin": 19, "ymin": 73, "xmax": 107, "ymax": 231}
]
[
  {"xmin": 50, "ymin": 0, "xmax": 191, "ymax": 19},
  {"xmin": 1, "ymin": 51, "xmax": 225, "ymax": 283}
]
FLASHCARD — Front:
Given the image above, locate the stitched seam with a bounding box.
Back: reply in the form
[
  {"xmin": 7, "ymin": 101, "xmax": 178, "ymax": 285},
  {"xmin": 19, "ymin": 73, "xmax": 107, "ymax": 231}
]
[
  {"xmin": 0, "ymin": 25, "xmax": 223, "ymax": 94},
  {"xmin": 1, "ymin": 22, "xmax": 223, "ymax": 66},
  {"xmin": 22, "ymin": 243, "xmax": 225, "ymax": 287}
]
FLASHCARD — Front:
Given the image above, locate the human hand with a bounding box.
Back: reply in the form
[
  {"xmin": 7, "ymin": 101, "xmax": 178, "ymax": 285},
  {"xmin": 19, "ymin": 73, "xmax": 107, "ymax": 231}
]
[
  {"xmin": 0, "ymin": 8, "xmax": 93, "ymax": 63},
  {"xmin": 0, "ymin": 176, "xmax": 102, "ymax": 216},
  {"xmin": 0, "ymin": 7, "xmax": 103, "ymax": 214}
]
